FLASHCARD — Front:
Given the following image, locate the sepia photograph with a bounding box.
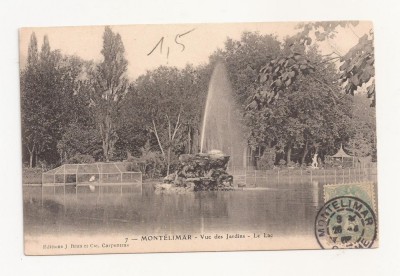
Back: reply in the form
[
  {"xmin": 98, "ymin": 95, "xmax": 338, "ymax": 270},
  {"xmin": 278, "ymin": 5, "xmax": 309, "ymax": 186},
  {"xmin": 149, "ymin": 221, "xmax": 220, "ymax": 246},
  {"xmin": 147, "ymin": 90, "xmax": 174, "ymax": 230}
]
[{"xmin": 19, "ymin": 21, "xmax": 378, "ymax": 255}]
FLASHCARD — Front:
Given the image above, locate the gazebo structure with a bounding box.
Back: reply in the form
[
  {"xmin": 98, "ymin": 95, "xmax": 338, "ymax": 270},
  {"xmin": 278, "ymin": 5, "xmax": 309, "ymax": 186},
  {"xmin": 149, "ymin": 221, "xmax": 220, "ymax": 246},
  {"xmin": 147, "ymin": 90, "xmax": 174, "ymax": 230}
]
[{"xmin": 325, "ymin": 145, "xmax": 355, "ymax": 168}]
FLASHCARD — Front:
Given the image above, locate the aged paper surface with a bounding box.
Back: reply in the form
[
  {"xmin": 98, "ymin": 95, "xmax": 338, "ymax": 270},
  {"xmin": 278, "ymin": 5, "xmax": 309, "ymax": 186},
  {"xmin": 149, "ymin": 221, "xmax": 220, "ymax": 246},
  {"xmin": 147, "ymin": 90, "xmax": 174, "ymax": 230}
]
[{"xmin": 20, "ymin": 21, "xmax": 378, "ymax": 255}]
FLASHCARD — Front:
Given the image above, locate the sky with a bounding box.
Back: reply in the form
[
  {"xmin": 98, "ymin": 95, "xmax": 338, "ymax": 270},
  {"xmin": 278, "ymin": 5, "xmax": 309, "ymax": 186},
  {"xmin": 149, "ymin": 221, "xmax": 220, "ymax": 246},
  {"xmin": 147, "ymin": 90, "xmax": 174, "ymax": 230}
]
[{"xmin": 19, "ymin": 21, "xmax": 373, "ymax": 80}]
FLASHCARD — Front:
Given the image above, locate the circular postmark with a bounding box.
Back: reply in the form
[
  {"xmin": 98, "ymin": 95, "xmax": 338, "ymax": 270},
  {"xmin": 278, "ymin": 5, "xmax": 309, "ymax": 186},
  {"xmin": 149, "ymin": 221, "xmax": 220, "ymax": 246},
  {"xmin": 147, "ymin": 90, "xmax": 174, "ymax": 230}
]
[{"xmin": 315, "ymin": 196, "xmax": 377, "ymax": 249}]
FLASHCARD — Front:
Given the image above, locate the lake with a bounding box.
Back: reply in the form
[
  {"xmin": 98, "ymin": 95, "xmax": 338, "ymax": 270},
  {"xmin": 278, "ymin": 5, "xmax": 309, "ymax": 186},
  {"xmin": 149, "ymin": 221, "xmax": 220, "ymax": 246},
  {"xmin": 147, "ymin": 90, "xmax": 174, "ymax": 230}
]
[{"xmin": 23, "ymin": 181, "xmax": 324, "ymax": 238}]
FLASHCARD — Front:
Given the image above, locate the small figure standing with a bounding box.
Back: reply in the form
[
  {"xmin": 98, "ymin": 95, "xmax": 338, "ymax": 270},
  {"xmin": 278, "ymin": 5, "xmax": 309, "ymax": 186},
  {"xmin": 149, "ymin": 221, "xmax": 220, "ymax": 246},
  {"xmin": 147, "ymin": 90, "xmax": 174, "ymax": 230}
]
[
  {"xmin": 89, "ymin": 175, "xmax": 96, "ymax": 192},
  {"xmin": 312, "ymin": 153, "xmax": 318, "ymax": 168}
]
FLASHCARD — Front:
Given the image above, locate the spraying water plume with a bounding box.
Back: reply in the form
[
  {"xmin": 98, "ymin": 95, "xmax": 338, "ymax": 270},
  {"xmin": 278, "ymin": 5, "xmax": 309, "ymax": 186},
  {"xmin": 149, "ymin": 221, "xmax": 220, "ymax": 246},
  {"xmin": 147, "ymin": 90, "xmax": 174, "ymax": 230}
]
[{"xmin": 200, "ymin": 62, "xmax": 247, "ymax": 168}]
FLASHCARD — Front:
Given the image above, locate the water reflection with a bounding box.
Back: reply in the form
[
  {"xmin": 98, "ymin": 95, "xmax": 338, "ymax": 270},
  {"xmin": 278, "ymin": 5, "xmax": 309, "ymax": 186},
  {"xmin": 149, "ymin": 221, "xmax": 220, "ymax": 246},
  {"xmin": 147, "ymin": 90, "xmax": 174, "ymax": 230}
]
[{"xmin": 23, "ymin": 182, "xmax": 324, "ymax": 238}]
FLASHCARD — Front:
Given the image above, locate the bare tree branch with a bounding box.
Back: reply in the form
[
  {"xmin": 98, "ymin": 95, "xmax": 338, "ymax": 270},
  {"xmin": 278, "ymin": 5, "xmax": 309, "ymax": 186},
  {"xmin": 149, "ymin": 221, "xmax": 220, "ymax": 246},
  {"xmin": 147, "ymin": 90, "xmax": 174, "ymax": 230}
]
[
  {"xmin": 152, "ymin": 119, "xmax": 166, "ymax": 158},
  {"xmin": 171, "ymin": 110, "xmax": 182, "ymax": 140}
]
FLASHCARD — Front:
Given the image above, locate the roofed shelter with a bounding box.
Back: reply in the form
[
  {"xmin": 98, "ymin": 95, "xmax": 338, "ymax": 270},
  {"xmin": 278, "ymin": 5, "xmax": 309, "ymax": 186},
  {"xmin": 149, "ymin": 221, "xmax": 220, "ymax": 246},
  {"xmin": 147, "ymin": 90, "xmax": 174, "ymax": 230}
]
[{"xmin": 325, "ymin": 145, "xmax": 355, "ymax": 167}]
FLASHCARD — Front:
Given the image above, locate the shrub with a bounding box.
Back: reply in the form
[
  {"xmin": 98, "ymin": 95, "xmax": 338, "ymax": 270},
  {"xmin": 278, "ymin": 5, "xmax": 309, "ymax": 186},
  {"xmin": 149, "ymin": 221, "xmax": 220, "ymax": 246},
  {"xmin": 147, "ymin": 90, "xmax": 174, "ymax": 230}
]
[
  {"xmin": 257, "ymin": 148, "xmax": 276, "ymax": 170},
  {"xmin": 125, "ymin": 162, "xmax": 141, "ymax": 172},
  {"xmin": 67, "ymin": 153, "xmax": 95, "ymax": 164}
]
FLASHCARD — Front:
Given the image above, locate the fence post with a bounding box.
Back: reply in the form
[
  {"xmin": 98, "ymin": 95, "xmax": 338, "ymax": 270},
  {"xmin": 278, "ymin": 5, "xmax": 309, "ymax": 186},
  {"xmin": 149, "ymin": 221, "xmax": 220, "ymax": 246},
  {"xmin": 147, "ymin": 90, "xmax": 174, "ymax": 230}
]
[
  {"xmin": 266, "ymin": 170, "xmax": 268, "ymax": 187},
  {"xmin": 351, "ymin": 168, "xmax": 353, "ymax": 182},
  {"xmin": 41, "ymin": 173, "xmax": 44, "ymax": 206},
  {"xmin": 244, "ymin": 169, "xmax": 247, "ymax": 187},
  {"xmin": 300, "ymin": 169, "xmax": 303, "ymax": 184},
  {"xmin": 349, "ymin": 168, "xmax": 351, "ymax": 183},
  {"xmin": 75, "ymin": 172, "xmax": 78, "ymax": 199},
  {"xmin": 277, "ymin": 170, "xmax": 280, "ymax": 185},
  {"xmin": 311, "ymin": 170, "xmax": 313, "ymax": 183},
  {"xmin": 323, "ymin": 169, "xmax": 326, "ymax": 184},
  {"xmin": 342, "ymin": 169, "xmax": 345, "ymax": 183},
  {"xmin": 140, "ymin": 172, "xmax": 143, "ymax": 194},
  {"xmin": 357, "ymin": 167, "xmax": 359, "ymax": 182},
  {"xmin": 63, "ymin": 166, "xmax": 66, "ymax": 203},
  {"xmin": 254, "ymin": 170, "xmax": 257, "ymax": 188},
  {"xmin": 53, "ymin": 173, "xmax": 56, "ymax": 195},
  {"xmin": 368, "ymin": 166, "xmax": 370, "ymax": 181},
  {"xmin": 335, "ymin": 169, "xmax": 337, "ymax": 184}
]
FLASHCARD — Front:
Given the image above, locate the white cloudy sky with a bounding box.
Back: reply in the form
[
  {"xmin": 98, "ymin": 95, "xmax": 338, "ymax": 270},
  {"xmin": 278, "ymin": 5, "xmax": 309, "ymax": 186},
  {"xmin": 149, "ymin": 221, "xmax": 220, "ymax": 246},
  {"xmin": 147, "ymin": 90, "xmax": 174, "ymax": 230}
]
[{"xmin": 19, "ymin": 21, "xmax": 372, "ymax": 80}]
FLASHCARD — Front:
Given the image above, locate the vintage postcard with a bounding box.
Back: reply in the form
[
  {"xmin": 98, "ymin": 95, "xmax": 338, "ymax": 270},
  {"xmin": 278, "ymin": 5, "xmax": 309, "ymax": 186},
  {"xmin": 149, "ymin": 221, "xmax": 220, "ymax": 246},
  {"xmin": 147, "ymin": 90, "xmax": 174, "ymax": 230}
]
[{"xmin": 20, "ymin": 21, "xmax": 378, "ymax": 255}]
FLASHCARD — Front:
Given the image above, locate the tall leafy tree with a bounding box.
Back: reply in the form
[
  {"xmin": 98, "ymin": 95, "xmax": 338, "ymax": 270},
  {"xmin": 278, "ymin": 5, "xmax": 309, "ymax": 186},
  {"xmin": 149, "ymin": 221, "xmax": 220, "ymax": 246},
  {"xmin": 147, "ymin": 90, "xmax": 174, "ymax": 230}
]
[
  {"xmin": 207, "ymin": 32, "xmax": 282, "ymax": 164},
  {"xmin": 21, "ymin": 32, "xmax": 43, "ymax": 167},
  {"xmin": 178, "ymin": 64, "xmax": 211, "ymax": 154},
  {"xmin": 21, "ymin": 34, "xmax": 63, "ymax": 167},
  {"xmin": 89, "ymin": 26, "xmax": 128, "ymax": 161},
  {"xmin": 133, "ymin": 67, "xmax": 189, "ymax": 175},
  {"xmin": 253, "ymin": 21, "xmax": 375, "ymax": 106},
  {"xmin": 122, "ymin": 65, "xmax": 210, "ymax": 175},
  {"xmin": 209, "ymin": 32, "xmax": 282, "ymax": 107},
  {"xmin": 297, "ymin": 21, "xmax": 375, "ymax": 105},
  {"xmin": 245, "ymin": 40, "xmax": 353, "ymax": 165},
  {"xmin": 346, "ymin": 94, "xmax": 376, "ymax": 159},
  {"xmin": 56, "ymin": 59, "xmax": 103, "ymax": 162},
  {"xmin": 21, "ymin": 33, "xmax": 93, "ymax": 167}
]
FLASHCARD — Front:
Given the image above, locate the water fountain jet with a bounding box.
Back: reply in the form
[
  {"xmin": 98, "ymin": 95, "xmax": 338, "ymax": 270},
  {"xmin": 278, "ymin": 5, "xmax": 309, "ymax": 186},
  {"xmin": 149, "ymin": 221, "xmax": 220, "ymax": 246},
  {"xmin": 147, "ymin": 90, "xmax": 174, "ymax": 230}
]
[
  {"xmin": 157, "ymin": 62, "xmax": 247, "ymax": 192},
  {"xmin": 200, "ymin": 62, "xmax": 247, "ymax": 168}
]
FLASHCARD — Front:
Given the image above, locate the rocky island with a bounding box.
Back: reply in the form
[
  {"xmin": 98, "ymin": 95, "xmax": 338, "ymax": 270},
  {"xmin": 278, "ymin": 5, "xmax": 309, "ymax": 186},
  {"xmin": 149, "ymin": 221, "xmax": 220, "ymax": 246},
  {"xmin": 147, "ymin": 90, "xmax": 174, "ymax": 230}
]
[{"xmin": 155, "ymin": 150, "xmax": 234, "ymax": 193}]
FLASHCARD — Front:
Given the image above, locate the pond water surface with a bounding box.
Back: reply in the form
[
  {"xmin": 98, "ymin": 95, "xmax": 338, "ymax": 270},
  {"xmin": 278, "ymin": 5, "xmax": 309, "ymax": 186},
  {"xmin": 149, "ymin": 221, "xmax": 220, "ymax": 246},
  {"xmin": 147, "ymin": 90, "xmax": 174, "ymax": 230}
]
[{"xmin": 23, "ymin": 182, "xmax": 324, "ymax": 239}]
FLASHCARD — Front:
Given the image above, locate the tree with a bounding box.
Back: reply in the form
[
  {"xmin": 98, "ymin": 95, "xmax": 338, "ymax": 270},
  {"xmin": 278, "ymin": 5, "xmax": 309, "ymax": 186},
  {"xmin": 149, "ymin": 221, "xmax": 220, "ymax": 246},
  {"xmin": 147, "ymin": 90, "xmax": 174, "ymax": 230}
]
[
  {"xmin": 57, "ymin": 122, "xmax": 103, "ymax": 162},
  {"xmin": 21, "ymin": 32, "xmax": 41, "ymax": 168},
  {"xmin": 89, "ymin": 26, "xmax": 128, "ymax": 161},
  {"xmin": 207, "ymin": 32, "xmax": 282, "ymax": 165},
  {"xmin": 116, "ymin": 82, "xmax": 150, "ymax": 159},
  {"xmin": 177, "ymin": 64, "xmax": 211, "ymax": 154},
  {"xmin": 123, "ymin": 65, "xmax": 210, "ymax": 175},
  {"xmin": 133, "ymin": 67, "xmax": 186, "ymax": 175},
  {"xmin": 21, "ymin": 33, "xmax": 94, "ymax": 167},
  {"xmin": 298, "ymin": 21, "xmax": 375, "ymax": 105},
  {"xmin": 21, "ymin": 34, "xmax": 63, "ymax": 167},
  {"xmin": 346, "ymin": 94, "xmax": 376, "ymax": 159},
  {"xmin": 253, "ymin": 21, "xmax": 375, "ymax": 106},
  {"xmin": 245, "ymin": 43, "xmax": 353, "ymax": 165},
  {"xmin": 242, "ymin": 22, "xmax": 376, "ymax": 164},
  {"xmin": 209, "ymin": 32, "xmax": 282, "ymax": 107},
  {"xmin": 27, "ymin": 32, "xmax": 39, "ymax": 66}
]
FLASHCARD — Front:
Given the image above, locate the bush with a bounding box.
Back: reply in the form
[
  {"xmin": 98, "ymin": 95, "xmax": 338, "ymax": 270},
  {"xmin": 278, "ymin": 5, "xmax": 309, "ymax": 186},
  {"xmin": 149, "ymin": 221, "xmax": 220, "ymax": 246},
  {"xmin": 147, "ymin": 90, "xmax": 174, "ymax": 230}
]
[
  {"xmin": 257, "ymin": 148, "xmax": 276, "ymax": 170},
  {"xmin": 67, "ymin": 153, "xmax": 95, "ymax": 164},
  {"xmin": 125, "ymin": 162, "xmax": 141, "ymax": 172},
  {"xmin": 278, "ymin": 159, "xmax": 286, "ymax": 167}
]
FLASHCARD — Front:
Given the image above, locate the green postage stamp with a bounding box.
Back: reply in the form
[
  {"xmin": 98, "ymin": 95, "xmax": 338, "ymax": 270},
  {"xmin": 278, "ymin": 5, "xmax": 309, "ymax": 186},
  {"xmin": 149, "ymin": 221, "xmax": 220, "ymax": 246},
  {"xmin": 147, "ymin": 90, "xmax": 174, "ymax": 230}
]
[
  {"xmin": 315, "ymin": 182, "xmax": 378, "ymax": 249},
  {"xmin": 324, "ymin": 182, "xmax": 377, "ymax": 212}
]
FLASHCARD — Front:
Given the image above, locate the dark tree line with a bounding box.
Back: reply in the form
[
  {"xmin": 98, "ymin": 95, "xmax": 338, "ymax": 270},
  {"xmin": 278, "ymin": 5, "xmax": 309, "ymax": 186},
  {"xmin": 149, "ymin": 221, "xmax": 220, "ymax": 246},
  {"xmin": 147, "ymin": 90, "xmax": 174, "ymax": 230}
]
[{"xmin": 21, "ymin": 23, "xmax": 376, "ymax": 174}]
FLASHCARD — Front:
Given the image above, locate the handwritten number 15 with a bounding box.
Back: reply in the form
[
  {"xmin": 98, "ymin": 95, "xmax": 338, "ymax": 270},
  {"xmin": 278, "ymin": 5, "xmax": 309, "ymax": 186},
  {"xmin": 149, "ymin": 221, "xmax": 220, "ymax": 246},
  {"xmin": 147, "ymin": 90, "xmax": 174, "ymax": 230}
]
[{"xmin": 147, "ymin": 28, "xmax": 196, "ymax": 57}]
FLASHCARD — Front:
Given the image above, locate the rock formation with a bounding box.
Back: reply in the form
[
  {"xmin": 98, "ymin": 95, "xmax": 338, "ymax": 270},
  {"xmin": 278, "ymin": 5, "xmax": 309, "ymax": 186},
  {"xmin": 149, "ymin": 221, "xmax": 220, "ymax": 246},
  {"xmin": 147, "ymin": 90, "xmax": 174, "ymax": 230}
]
[{"xmin": 156, "ymin": 151, "xmax": 234, "ymax": 192}]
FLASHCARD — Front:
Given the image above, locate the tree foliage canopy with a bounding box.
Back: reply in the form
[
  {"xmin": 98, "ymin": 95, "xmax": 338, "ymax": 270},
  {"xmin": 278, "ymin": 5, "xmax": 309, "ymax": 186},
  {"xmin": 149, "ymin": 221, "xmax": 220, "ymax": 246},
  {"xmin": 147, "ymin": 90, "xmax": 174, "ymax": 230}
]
[{"xmin": 21, "ymin": 23, "xmax": 377, "ymax": 171}]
